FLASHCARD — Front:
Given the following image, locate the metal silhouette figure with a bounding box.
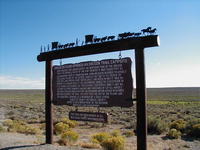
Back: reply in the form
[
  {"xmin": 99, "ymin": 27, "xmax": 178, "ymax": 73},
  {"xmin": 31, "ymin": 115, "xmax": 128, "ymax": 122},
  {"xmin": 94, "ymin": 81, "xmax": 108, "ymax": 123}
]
[
  {"xmin": 81, "ymin": 41, "xmax": 84, "ymax": 46},
  {"xmin": 69, "ymin": 43, "xmax": 75, "ymax": 47},
  {"xmin": 118, "ymin": 32, "xmax": 134, "ymax": 39},
  {"xmin": 58, "ymin": 44, "xmax": 63, "ymax": 49},
  {"xmin": 64, "ymin": 43, "xmax": 69, "ymax": 48},
  {"xmin": 40, "ymin": 46, "xmax": 43, "ymax": 53},
  {"xmin": 52, "ymin": 42, "xmax": 58, "ymax": 50},
  {"xmin": 44, "ymin": 46, "xmax": 46, "ymax": 52},
  {"xmin": 94, "ymin": 37, "xmax": 101, "ymax": 42},
  {"xmin": 85, "ymin": 35, "xmax": 94, "ymax": 44},
  {"xmin": 148, "ymin": 28, "xmax": 157, "ymax": 35},
  {"xmin": 101, "ymin": 36, "xmax": 107, "ymax": 42},
  {"xmin": 134, "ymin": 32, "xmax": 142, "ymax": 37},
  {"xmin": 44, "ymin": 27, "xmax": 157, "ymax": 53},
  {"xmin": 141, "ymin": 27, "xmax": 157, "ymax": 35},
  {"xmin": 76, "ymin": 38, "xmax": 79, "ymax": 46},
  {"xmin": 141, "ymin": 27, "xmax": 152, "ymax": 35},
  {"xmin": 107, "ymin": 36, "xmax": 115, "ymax": 40},
  {"xmin": 47, "ymin": 44, "xmax": 50, "ymax": 51}
]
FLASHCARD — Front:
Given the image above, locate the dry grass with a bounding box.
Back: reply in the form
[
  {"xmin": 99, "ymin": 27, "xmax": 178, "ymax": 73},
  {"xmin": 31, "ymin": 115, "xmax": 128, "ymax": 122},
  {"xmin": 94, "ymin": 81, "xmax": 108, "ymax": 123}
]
[{"xmin": 0, "ymin": 88, "xmax": 200, "ymax": 150}]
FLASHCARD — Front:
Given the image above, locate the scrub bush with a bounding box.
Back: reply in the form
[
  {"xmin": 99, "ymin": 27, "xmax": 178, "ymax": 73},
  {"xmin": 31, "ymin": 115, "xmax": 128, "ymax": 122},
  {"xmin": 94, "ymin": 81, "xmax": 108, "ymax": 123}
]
[
  {"xmin": 0, "ymin": 125, "xmax": 5, "ymax": 132},
  {"xmin": 61, "ymin": 117, "xmax": 78, "ymax": 128},
  {"xmin": 91, "ymin": 132, "xmax": 110, "ymax": 144},
  {"xmin": 148, "ymin": 116, "xmax": 167, "ymax": 134},
  {"xmin": 167, "ymin": 128, "xmax": 181, "ymax": 139},
  {"xmin": 19, "ymin": 125, "xmax": 40, "ymax": 135},
  {"xmin": 54, "ymin": 122, "xmax": 69, "ymax": 135},
  {"xmin": 170, "ymin": 119, "xmax": 186, "ymax": 132},
  {"xmin": 101, "ymin": 136, "xmax": 125, "ymax": 150},
  {"xmin": 123, "ymin": 130, "xmax": 134, "ymax": 137},
  {"xmin": 91, "ymin": 131, "xmax": 126, "ymax": 150},
  {"xmin": 58, "ymin": 130, "xmax": 79, "ymax": 145},
  {"xmin": 111, "ymin": 129, "xmax": 121, "ymax": 137},
  {"xmin": 3, "ymin": 119, "xmax": 40, "ymax": 135},
  {"xmin": 3, "ymin": 119, "xmax": 14, "ymax": 127}
]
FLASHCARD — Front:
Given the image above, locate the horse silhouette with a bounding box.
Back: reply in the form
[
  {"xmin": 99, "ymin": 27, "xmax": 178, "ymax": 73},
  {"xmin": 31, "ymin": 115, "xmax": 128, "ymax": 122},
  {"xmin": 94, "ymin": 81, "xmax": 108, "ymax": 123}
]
[
  {"xmin": 148, "ymin": 28, "xmax": 157, "ymax": 35},
  {"xmin": 141, "ymin": 27, "xmax": 152, "ymax": 35}
]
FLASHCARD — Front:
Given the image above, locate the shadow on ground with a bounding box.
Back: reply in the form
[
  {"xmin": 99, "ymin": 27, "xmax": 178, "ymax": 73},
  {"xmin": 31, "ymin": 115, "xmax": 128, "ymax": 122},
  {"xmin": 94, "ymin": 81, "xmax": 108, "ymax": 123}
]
[{"xmin": 0, "ymin": 144, "xmax": 45, "ymax": 150}]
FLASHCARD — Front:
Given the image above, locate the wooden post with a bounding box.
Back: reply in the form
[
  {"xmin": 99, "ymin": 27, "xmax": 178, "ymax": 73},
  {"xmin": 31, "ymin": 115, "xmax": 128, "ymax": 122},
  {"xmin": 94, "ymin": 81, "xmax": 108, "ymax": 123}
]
[
  {"xmin": 45, "ymin": 60, "xmax": 53, "ymax": 144},
  {"xmin": 135, "ymin": 48, "xmax": 147, "ymax": 150}
]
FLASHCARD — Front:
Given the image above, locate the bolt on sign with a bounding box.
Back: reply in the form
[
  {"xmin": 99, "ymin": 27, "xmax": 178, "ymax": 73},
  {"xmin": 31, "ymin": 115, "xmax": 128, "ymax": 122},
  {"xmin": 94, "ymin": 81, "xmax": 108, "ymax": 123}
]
[
  {"xmin": 69, "ymin": 111, "xmax": 108, "ymax": 123},
  {"xmin": 52, "ymin": 57, "xmax": 133, "ymax": 107}
]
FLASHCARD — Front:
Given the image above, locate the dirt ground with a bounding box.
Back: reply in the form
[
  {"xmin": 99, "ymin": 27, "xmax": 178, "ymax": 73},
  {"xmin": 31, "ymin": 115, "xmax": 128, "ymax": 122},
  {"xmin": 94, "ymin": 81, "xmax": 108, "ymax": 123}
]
[{"xmin": 0, "ymin": 132, "xmax": 200, "ymax": 150}]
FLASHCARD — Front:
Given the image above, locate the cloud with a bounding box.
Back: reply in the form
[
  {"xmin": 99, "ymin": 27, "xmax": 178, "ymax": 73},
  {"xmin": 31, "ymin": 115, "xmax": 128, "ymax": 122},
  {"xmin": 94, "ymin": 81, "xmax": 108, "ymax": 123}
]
[
  {"xmin": 146, "ymin": 63, "xmax": 200, "ymax": 88},
  {"xmin": 0, "ymin": 75, "xmax": 44, "ymax": 89}
]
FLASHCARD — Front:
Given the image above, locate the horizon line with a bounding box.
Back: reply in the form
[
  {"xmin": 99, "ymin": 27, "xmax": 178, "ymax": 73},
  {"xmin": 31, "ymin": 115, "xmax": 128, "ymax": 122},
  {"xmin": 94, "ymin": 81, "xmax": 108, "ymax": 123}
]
[{"xmin": 0, "ymin": 86, "xmax": 200, "ymax": 90}]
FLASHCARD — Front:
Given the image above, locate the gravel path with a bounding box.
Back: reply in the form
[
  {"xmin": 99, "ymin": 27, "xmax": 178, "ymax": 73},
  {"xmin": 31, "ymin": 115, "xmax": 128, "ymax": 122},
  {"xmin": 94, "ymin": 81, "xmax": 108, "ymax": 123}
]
[
  {"xmin": 1, "ymin": 132, "xmax": 200, "ymax": 150},
  {"xmin": 0, "ymin": 133, "xmax": 100, "ymax": 150}
]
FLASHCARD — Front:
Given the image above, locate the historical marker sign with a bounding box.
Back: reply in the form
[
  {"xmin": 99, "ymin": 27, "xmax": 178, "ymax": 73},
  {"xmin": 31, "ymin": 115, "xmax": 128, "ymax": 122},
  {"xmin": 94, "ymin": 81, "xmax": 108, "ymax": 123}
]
[
  {"xmin": 37, "ymin": 33, "xmax": 160, "ymax": 149},
  {"xmin": 69, "ymin": 111, "xmax": 108, "ymax": 123},
  {"xmin": 53, "ymin": 57, "xmax": 133, "ymax": 107}
]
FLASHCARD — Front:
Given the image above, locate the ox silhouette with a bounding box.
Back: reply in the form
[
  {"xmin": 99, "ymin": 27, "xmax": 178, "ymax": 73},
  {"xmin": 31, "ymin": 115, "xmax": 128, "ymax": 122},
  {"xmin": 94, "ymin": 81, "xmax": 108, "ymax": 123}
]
[
  {"xmin": 107, "ymin": 36, "xmax": 115, "ymax": 40},
  {"xmin": 94, "ymin": 38, "xmax": 101, "ymax": 42},
  {"xmin": 101, "ymin": 36, "xmax": 107, "ymax": 42},
  {"xmin": 134, "ymin": 32, "xmax": 141, "ymax": 37},
  {"xmin": 118, "ymin": 32, "xmax": 134, "ymax": 39},
  {"xmin": 69, "ymin": 43, "xmax": 75, "ymax": 47}
]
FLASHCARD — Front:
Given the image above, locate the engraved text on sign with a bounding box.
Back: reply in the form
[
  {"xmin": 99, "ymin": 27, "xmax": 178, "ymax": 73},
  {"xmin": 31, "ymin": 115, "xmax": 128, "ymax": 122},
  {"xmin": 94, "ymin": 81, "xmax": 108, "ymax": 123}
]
[{"xmin": 53, "ymin": 57, "xmax": 133, "ymax": 107}]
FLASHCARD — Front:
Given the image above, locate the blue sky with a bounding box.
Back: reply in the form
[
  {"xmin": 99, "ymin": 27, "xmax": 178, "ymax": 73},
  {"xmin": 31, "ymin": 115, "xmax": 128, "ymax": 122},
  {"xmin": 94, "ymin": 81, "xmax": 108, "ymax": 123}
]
[{"xmin": 0, "ymin": 0, "xmax": 200, "ymax": 89}]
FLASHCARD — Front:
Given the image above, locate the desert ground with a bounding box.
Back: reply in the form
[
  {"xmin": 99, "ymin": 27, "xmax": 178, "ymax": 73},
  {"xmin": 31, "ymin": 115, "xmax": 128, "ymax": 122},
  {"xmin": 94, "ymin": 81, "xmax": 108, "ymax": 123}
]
[{"xmin": 0, "ymin": 88, "xmax": 200, "ymax": 150}]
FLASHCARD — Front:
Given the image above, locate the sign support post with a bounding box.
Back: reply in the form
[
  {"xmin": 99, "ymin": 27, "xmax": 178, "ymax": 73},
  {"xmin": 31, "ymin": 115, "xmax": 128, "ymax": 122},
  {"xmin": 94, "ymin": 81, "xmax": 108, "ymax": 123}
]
[
  {"xmin": 135, "ymin": 48, "xmax": 147, "ymax": 150},
  {"xmin": 45, "ymin": 60, "xmax": 53, "ymax": 144}
]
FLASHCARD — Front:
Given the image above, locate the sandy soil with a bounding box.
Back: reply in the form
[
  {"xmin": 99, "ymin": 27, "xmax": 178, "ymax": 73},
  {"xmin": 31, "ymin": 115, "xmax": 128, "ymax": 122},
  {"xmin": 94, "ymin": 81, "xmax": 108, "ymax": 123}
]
[
  {"xmin": 0, "ymin": 132, "xmax": 100, "ymax": 150},
  {"xmin": 0, "ymin": 132, "xmax": 200, "ymax": 150}
]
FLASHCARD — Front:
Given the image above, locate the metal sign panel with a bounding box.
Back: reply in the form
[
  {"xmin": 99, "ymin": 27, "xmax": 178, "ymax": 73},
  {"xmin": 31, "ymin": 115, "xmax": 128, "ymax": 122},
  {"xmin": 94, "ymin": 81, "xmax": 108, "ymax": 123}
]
[
  {"xmin": 69, "ymin": 111, "xmax": 108, "ymax": 123},
  {"xmin": 53, "ymin": 57, "xmax": 133, "ymax": 107}
]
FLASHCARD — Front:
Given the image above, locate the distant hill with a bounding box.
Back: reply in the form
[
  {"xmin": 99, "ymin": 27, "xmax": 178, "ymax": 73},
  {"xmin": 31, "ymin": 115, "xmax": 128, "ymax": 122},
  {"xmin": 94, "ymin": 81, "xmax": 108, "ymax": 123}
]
[
  {"xmin": 147, "ymin": 87, "xmax": 200, "ymax": 101},
  {"xmin": 0, "ymin": 87, "xmax": 199, "ymax": 102}
]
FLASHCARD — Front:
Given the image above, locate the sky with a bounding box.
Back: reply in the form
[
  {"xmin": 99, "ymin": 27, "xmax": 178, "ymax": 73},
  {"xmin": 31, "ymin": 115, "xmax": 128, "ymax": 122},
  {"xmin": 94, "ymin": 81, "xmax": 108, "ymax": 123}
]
[{"xmin": 0, "ymin": 0, "xmax": 200, "ymax": 89}]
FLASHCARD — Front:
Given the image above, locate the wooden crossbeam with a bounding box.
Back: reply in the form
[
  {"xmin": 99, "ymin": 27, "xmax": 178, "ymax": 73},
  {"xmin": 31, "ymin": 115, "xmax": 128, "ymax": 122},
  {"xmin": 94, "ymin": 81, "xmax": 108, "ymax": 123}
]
[{"xmin": 37, "ymin": 35, "xmax": 159, "ymax": 61}]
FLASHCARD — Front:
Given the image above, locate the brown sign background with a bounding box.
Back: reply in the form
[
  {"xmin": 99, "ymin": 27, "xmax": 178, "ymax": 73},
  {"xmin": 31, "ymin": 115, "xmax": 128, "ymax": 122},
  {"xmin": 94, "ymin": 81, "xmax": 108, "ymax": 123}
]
[
  {"xmin": 69, "ymin": 111, "xmax": 108, "ymax": 123},
  {"xmin": 53, "ymin": 57, "xmax": 133, "ymax": 107}
]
